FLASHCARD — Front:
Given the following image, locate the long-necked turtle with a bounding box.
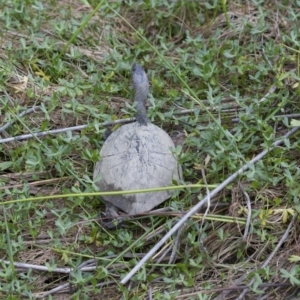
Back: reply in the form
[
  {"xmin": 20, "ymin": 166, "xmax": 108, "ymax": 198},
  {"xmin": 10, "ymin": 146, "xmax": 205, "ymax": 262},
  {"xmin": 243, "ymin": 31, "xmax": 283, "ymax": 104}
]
[{"xmin": 93, "ymin": 63, "xmax": 182, "ymax": 226}]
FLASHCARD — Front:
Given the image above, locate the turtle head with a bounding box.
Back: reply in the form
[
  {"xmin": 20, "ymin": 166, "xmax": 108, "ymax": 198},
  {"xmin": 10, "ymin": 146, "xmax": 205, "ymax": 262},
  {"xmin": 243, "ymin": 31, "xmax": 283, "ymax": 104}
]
[
  {"xmin": 131, "ymin": 63, "xmax": 149, "ymax": 91},
  {"xmin": 131, "ymin": 63, "xmax": 149, "ymax": 125}
]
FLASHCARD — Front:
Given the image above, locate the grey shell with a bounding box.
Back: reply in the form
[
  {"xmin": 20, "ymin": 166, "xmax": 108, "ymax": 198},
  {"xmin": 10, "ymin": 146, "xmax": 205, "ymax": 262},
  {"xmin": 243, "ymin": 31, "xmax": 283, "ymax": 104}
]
[{"xmin": 93, "ymin": 122, "xmax": 182, "ymax": 214}]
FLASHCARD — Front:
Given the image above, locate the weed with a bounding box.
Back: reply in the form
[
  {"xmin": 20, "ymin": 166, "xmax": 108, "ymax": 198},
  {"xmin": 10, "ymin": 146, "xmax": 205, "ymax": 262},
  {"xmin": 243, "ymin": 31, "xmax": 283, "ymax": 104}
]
[{"xmin": 0, "ymin": 0, "xmax": 300, "ymax": 299}]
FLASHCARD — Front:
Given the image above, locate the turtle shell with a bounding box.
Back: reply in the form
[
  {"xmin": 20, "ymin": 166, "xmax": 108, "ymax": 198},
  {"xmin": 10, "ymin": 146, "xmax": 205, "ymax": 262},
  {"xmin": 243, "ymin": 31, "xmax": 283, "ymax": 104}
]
[{"xmin": 93, "ymin": 122, "xmax": 182, "ymax": 214}]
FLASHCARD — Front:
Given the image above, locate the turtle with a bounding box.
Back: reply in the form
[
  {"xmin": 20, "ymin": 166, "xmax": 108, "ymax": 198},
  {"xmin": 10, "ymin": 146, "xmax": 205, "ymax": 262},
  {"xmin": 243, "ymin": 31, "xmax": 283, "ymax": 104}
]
[{"xmin": 93, "ymin": 63, "xmax": 182, "ymax": 227}]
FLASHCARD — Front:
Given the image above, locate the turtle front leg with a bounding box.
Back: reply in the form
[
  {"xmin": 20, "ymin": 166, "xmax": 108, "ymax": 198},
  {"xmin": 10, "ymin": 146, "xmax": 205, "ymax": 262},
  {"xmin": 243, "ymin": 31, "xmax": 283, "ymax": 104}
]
[{"xmin": 99, "ymin": 203, "xmax": 123, "ymax": 229}]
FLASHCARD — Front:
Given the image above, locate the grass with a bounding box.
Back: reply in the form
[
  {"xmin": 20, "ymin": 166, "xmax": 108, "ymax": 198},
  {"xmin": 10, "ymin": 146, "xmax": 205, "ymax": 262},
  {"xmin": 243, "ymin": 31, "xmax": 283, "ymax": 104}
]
[{"xmin": 0, "ymin": 0, "xmax": 300, "ymax": 299}]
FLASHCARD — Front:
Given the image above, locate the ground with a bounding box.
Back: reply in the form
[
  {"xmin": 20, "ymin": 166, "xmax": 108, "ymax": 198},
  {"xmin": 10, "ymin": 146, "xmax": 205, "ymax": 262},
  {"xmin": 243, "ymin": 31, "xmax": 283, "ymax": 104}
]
[{"xmin": 0, "ymin": 1, "xmax": 300, "ymax": 299}]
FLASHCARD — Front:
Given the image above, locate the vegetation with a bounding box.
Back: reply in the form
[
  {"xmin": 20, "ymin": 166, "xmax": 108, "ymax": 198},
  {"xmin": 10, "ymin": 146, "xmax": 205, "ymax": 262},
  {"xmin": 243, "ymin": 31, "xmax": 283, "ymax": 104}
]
[{"xmin": 0, "ymin": 0, "xmax": 300, "ymax": 299}]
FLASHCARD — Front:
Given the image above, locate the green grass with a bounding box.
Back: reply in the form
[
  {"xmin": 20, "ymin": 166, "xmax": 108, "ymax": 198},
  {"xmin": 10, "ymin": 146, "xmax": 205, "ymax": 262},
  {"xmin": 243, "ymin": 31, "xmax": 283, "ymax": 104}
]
[{"xmin": 0, "ymin": 0, "xmax": 300, "ymax": 299}]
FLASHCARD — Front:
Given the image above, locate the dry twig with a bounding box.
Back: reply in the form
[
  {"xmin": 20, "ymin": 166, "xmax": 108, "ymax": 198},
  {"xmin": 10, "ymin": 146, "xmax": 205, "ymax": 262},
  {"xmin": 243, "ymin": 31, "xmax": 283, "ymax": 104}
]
[{"xmin": 121, "ymin": 125, "xmax": 300, "ymax": 285}]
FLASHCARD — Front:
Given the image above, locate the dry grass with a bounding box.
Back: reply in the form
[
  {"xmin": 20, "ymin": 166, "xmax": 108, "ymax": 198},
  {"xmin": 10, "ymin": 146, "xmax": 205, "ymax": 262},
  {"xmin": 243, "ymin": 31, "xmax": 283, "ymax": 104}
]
[{"xmin": 0, "ymin": 0, "xmax": 300, "ymax": 299}]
